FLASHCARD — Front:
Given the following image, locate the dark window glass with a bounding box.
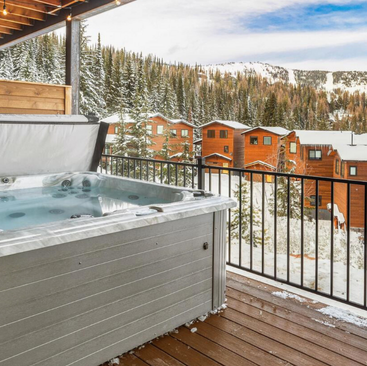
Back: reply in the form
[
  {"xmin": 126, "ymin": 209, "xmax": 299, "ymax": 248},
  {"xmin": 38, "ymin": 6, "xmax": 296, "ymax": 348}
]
[
  {"xmin": 349, "ymin": 166, "xmax": 357, "ymax": 176},
  {"xmin": 250, "ymin": 136, "xmax": 258, "ymax": 145},
  {"xmin": 207, "ymin": 130, "xmax": 215, "ymax": 138},
  {"xmin": 335, "ymin": 159, "xmax": 339, "ymax": 174},
  {"xmin": 220, "ymin": 130, "xmax": 228, "ymax": 138},
  {"xmin": 309, "ymin": 150, "xmax": 322, "ymax": 160},
  {"xmin": 310, "ymin": 195, "xmax": 322, "ymax": 206},
  {"xmin": 263, "ymin": 136, "xmax": 272, "ymax": 145},
  {"xmin": 170, "ymin": 129, "xmax": 177, "ymax": 137},
  {"xmin": 341, "ymin": 162, "xmax": 345, "ymax": 177},
  {"xmin": 224, "ymin": 146, "xmax": 229, "ymax": 153}
]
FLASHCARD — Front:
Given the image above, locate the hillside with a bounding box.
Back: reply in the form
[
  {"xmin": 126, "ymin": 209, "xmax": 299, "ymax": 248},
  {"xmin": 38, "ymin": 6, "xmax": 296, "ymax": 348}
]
[{"xmin": 202, "ymin": 62, "xmax": 367, "ymax": 94}]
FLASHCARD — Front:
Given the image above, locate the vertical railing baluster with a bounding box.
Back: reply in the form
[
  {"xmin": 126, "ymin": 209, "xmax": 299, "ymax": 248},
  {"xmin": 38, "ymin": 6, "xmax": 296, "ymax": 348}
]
[
  {"xmin": 219, "ymin": 169, "xmax": 221, "ymax": 195},
  {"xmin": 239, "ymin": 172, "xmax": 242, "ymax": 267},
  {"xmin": 301, "ymin": 178, "xmax": 304, "ymax": 288},
  {"xmin": 228, "ymin": 171, "xmax": 232, "ymax": 264},
  {"xmin": 209, "ymin": 168, "xmax": 212, "ymax": 191},
  {"xmin": 364, "ymin": 184, "xmax": 367, "ymax": 307},
  {"xmin": 184, "ymin": 166, "xmax": 187, "ymax": 187},
  {"xmin": 160, "ymin": 162, "xmax": 163, "ymax": 183},
  {"xmin": 274, "ymin": 175, "xmax": 277, "ymax": 279},
  {"xmin": 175, "ymin": 164, "xmax": 178, "ymax": 186},
  {"xmin": 250, "ymin": 172, "xmax": 253, "ymax": 271},
  {"xmin": 287, "ymin": 176, "xmax": 290, "ymax": 283},
  {"xmin": 146, "ymin": 160, "xmax": 149, "ymax": 181},
  {"xmin": 347, "ymin": 182, "xmax": 351, "ymax": 302},
  {"xmin": 330, "ymin": 181, "xmax": 334, "ymax": 297},
  {"xmin": 261, "ymin": 173, "xmax": 265, "ymax": 275},
  {"xmin": 133, "ymin": 160, "xmax": 136, "ymax": 179},
  {"xmin": 191, "ymin": 166, "xmax": 195, "ymax": 189},
  {"xmin": 167, "ymin": 164, "xmax": 171, "ymax": 185},
  {"xmin": 315, "ymin": 179, "xmax": 319, "ymax": 291},
  {"xmin": 110, "ymin": 157, "xmax": 113, "ymax": 175},
  {"xmin": 153, "ymin": 162, "xmax": 156, "ymax": 182}
]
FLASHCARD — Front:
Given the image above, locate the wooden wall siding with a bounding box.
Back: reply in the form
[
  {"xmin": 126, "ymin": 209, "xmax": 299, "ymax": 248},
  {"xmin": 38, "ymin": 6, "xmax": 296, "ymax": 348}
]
[
  {"xmin": 233, "ymin": 129, "xmax": 245, "ymax": 167},
  {"xmin": 0, "ymin": 80, "xmax": 72, "ymax": 114},
  {"xmin": 281, "ymin": 132, "xmax": 304, "ymax": 174},
  {"xmin": 244, "ymin": 129, "xmax": 281, "ymax": 169},
  {"xmin": 0, "ymin": 214, "xmax": 218, "ymax": 366},
  {"xmin": 114, "ymin": 116, "xmax": 193, "ymax": 158},
  {"xmin": 201, "ymin": 123, "xmax": 247, "ymax": 168}
]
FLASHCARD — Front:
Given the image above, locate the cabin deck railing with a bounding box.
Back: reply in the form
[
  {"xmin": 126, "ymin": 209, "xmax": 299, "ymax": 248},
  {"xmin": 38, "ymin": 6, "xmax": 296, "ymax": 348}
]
[{"xmin": 100, "ymin": 154, "xmax": 367, "ymax": 310}]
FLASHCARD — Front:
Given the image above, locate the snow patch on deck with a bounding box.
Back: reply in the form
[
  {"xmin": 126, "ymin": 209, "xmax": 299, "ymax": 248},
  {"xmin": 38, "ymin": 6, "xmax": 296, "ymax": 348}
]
[
  {"xmin": 272, "ymin": 290, "xmax": 307, "ymax": 303},
  {"xmin": 317, "ymin": 306, "xmax": 367, "ymax": 328}
]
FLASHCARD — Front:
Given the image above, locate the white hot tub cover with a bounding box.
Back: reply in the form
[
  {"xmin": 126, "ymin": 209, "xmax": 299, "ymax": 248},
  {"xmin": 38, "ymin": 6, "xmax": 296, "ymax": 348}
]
[{"xmin": 0, "ymin": 114, "xmax": 108, "ymax": 176}]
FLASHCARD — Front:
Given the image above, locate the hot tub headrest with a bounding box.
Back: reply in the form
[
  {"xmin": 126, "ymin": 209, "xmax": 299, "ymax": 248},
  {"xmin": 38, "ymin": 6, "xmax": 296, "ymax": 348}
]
[{"xmin": 0, "ymin": 114, "xmax": 108, "ymax": 176}]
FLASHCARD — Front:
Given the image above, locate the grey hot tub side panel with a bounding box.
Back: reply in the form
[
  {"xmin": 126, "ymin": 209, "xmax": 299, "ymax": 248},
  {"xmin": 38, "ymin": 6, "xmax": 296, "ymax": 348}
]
[{"xmin": 0, "ymin": 211, "xmax": 227, "ymax": 366}]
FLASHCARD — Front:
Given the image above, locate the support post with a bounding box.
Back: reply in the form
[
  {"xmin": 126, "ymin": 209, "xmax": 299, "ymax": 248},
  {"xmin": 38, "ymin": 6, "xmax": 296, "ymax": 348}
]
[
  {"xmin": 65, "ymin": 19, "xmax": 81, "ymax": 115},
  {"xmin": 197, "ymin": 156, "xmax": 205, "ymax": 191}
]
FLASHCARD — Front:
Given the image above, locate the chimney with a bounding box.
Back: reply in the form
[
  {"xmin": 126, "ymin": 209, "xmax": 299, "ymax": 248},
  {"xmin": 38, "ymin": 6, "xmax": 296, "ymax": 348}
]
[{"xmin": 351, "ymin": 132, "xmax": 355, "ymax": 146}]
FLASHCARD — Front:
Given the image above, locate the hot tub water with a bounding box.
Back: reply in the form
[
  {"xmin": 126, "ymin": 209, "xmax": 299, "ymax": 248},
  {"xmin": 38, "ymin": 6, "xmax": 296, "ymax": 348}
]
[{"xmin": 0, "ymin": 184, "xmax": 170, "ymax": 232}]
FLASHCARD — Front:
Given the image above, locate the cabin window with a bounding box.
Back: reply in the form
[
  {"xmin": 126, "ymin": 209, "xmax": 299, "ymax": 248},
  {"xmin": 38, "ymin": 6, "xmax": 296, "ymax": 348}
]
[
  {"xmin": 341, "ymin": 162, "xmax": 345, "ymax": 177},
  {"xmin": 220, "ymin": 130, "xmax": 228, "ymax": 138},
  {"xmin": 349, "ymin": 166, "xmax": 357, "ymax": 176},
  {"xmin": 170, "ymin": 129, "xmax": 177, "ymax": 137},
  {"xmin": 308, "ymin": 150, "xmax": 322, "ymax": 160},
  {"xmin": 146, "ymin": 125, "xmax": 153, "ymax": 135},
  {"xmin": 310, "ymin": 195, "xmax": 322, "ymax": 207},
  {"xmin": 157, "ymin": 125, "xmax": 164, "ymax": 135},
  {"xmin": 224, "ymin": 146, "xmax": 229, "ymax": 153},
  {"xmin": 181, "ymin": 129, "xmax": 189, "ymax": 137},
  {"xmin": 207, "ymin": 130, "xmax": 215, "ymax": 138},
  {"xmin": 250, "ymin": 136, "xmax": 258, "ymax": 145},
  {"xmin": 263, "ymin": 136, "xmax": 272, "ymax": 145},
  {"xmin": 289, "ymin": 142, "xmax": 297, "ymax": 154},
  {"xmin": 335, "ymin": 159, "xmax": 339, "ymax": 174},
  {"xmin": 105, "ymin": 145, "xmax": 110, "ymax": 155},
  {"xmin": 114, "ymin": 126, "xmax": 119, "ymax": 134}
]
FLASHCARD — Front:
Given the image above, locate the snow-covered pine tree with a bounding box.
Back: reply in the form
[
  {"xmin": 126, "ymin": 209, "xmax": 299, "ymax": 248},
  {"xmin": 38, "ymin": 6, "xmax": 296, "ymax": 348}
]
[
  {"xmin": 121, "ymin": 55, "xmax": 136, "ymax": 112},
  {"xmin": 0, "ymin": 48, "xmax": 14, "ymax": 80},
  {"xmin": 230, "ymin": 181, "xmax": 267, "ymax": 247}
]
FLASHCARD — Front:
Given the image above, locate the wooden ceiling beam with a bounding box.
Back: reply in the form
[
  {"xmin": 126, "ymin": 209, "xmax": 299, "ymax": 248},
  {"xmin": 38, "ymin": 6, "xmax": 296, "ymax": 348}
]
[
  {"xmin": 33, "ymin": 0, "xmax": 62, "ymax": 7},
  {"xmin": 0, "ymin": 19, "xmax": 22, "ymax": 30},
  {"xmin": 0, "ymin": 26, "xmax": 13, "ymax": 34},
  {"xmin": 5, "ymin": 6, "xmax": 45, "ymax": 21},
  {"xmin": 6, "ymin": 0, "xmax": 48, "ymax": 14},
  {"xmin": 0, "ymin": 13, "xmax": 33, "ymax": 26},
  {"xmin": 48, "ymin": 0, "xmax": 83, "ymax": 15}
]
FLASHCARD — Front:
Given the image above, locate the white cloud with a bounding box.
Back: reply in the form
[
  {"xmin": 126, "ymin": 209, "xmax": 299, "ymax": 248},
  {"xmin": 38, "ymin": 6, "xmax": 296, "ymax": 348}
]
[{"xmin": 86, "ymin": 0, "xmax": 367, "ymax": 71}]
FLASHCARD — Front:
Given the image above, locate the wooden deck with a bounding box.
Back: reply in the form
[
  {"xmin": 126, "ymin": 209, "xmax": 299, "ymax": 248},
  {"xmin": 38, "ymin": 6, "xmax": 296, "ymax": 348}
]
[{"xmin": 102, "ymin": 271, "xmax": 367, "ymax": 366}]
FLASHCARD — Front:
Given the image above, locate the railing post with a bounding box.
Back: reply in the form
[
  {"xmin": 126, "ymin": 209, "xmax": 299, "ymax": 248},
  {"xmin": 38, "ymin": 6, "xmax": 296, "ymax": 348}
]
[{"xmin": 197, "ymin": 156, "xmax": 205, "ymax": 191}]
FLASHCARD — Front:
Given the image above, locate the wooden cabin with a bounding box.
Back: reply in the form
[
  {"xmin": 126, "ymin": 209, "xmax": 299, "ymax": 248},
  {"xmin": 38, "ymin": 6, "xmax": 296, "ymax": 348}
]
[
  {"xmin": 200, "ymin": 120, "xmax": 249, "ymax": 168},
  {"xmin": 280, "ymin": 130, "xmax": 355, "ymax": 212},
  {"xmin": 332, "ymin": 145, "xmax": 367, "ymax": 229},
  {"xmin": 242, "ymin": 126, "xmax": 289, "ymax": 173},
  {"xmin": 102, "ymin": 113, "xmax": 195, "ymax": 159}
]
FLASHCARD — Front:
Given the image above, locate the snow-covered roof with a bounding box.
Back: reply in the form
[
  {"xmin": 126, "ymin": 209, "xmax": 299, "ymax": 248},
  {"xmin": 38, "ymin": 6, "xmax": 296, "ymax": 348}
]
[
  {"xmin": 101, "ymin": 114, "xmax": 136, "ymax": 124},
  {"xmin": 242, "ymin": 126, "xmax": 289, "ymax": 136},
  {"xmin": 101, "ymin": 113, "xmax": 195, "ymax": 128},
  {"xmin": 290, "ymin": 130, "xmax": 355, "ymax": 146},
  {"xmin": 333, "ymin": 144, "xmax": 367, "ymax": 162},
  {"xmin": 0, "ymin": 114, "xmax": 88, "ymax": 123},
  {"xmin": 193, "ymin": 139, "xmax": 202, "ymax": 144},
  {"xmin": 203, "ymin": 153, "xmax": 232, "ymax": 161},
  {"xmin": 243, "ymin": 160, "xmax": 276, "ymax": 170},
  {"xmin": 200, "ymin": 120, "xmax": 250, "ymax": 130},
  {"xmin": 170, "ymin": 119, "xmax": 196, "ymax": 128}
]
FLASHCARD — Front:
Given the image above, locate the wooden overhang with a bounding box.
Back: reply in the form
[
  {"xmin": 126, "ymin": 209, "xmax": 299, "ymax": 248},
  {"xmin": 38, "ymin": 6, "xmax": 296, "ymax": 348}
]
[{"xmin": 0, "ymin": 0, "xmax": 135, "ymax": 49}]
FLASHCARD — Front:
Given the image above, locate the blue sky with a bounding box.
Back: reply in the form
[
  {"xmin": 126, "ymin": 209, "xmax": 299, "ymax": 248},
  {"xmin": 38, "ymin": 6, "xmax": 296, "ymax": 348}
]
[{"xmin": 86, "ymin": 0, "xmax": 367, "ymax": 71}]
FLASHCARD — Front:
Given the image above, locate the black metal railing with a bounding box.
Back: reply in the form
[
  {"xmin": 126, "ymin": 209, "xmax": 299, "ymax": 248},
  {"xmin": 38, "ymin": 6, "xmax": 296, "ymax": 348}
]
[{"xmin": 100, "ymin": 154, "xmax": 367, "ymax": 310}]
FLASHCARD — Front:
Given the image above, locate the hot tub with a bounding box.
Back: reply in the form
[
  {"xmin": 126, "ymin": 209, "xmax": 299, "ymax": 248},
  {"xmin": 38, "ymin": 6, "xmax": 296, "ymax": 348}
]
[{"xmin": 0, "ymin": 171, "xmax": 235, "ymax": 366}]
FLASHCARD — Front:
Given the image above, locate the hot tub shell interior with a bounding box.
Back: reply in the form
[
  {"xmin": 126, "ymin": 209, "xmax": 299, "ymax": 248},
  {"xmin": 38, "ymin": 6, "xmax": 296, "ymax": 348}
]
[{"xmin": 0, "ymin": 172, "xmax": 234, "ymax": 366}]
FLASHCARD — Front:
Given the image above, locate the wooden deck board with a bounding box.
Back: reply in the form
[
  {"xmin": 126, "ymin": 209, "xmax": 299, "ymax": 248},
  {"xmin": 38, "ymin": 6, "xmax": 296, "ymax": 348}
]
[{"xmin": 101, "ymin": 272, "xmax": 367, "ymax": 366}]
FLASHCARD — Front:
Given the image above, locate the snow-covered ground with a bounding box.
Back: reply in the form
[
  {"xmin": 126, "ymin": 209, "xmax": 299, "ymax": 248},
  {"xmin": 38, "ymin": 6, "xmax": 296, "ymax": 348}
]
[{"xmin": 205, "ymin": 173, "xmax": 366, "ymax": 305}]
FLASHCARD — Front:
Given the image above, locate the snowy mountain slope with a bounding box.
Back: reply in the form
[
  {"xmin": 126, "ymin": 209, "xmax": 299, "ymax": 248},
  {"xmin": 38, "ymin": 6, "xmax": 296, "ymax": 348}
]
[{"xmin": 202, "ymin": 62, "xmax": 367, "ymax": 93}]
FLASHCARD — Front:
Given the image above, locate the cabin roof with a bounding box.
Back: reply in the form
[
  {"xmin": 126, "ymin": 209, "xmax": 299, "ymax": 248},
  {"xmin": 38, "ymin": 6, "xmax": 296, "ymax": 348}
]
[
  {"xmin": 289, "ymin": 130, "xmax": 357, "ymax": 146},
  {"xmin": 200, "ymin": 120, "xmax": 250, "ymax": 130},
  {"xmin": 243, "ymin": 160, "xmax": 276, "ymax": 170},
  {"xmin": 203, "ymin": 153, "xmax": 232, "ymax": 161},
  {"xmin": 0, "ymin": 0, "xmax": 135, "ymax": 49},
  {"xmin": 101, "ymin": 113, "xmax": 195, "ymax": 127},
  {"xmin": 241, "ymin": 126, "xmax": 289, "ymax": 136},
  {"xmin": 333, "ymin": 144, "xmax": 367, "ymax": 162}
]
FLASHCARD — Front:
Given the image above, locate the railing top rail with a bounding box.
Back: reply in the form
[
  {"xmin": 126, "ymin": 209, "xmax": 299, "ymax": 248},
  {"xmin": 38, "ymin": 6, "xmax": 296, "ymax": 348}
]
[{"xmin": 101, "ymin": 154, "xmax": 197, "ymax": 168}]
